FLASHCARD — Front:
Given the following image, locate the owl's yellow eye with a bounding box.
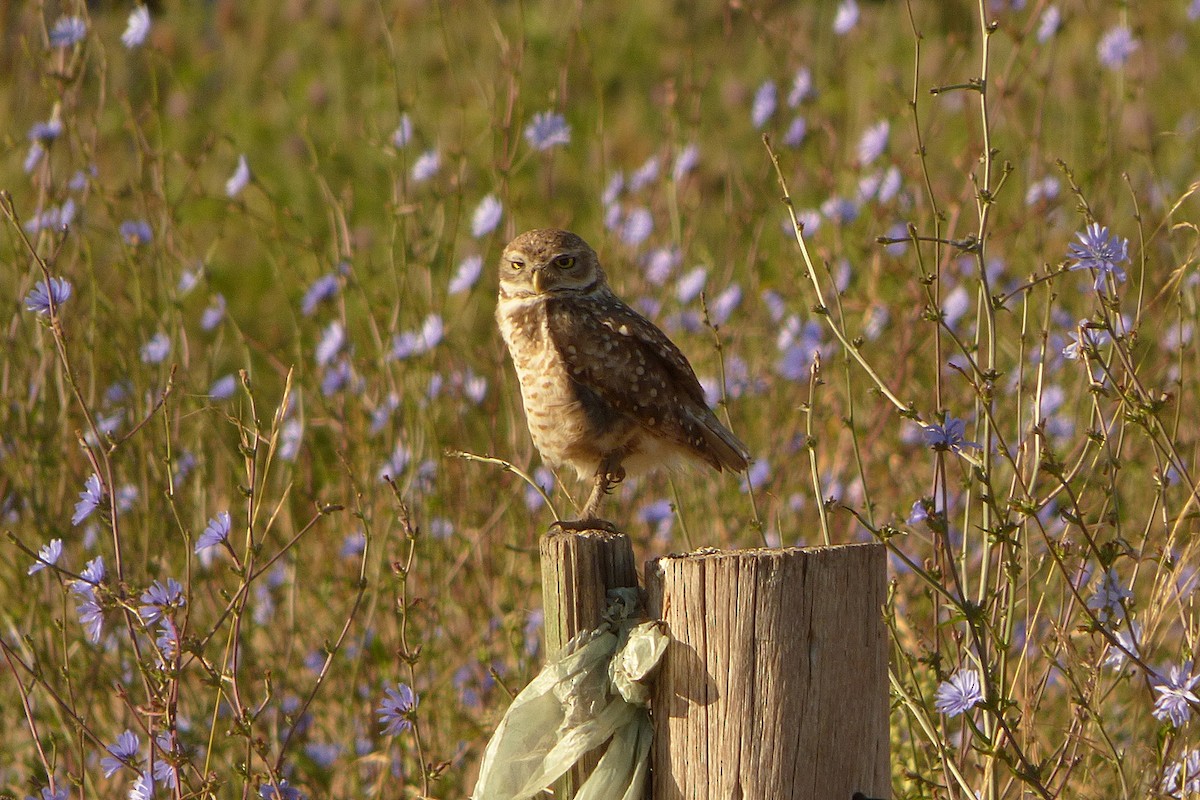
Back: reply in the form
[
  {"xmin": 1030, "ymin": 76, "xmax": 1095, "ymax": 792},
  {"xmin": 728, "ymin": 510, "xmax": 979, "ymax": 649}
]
[
  {"xmin": 554, "ymin": 255, "xmax": 576, "ymax": 269},
  {"xmin": 509, "ymin": 258, "xmax": 525, "ymax": 271}
]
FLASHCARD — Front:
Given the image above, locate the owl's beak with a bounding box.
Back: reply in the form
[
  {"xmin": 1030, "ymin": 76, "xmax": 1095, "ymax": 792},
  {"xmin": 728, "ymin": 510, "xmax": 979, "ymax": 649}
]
[{"xmin": 531, "ymin": 267, "xmax": 547, "ymax": 294}]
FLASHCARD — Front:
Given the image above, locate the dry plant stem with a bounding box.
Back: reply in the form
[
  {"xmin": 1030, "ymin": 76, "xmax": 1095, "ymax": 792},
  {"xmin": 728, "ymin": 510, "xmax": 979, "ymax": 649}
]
[
  {"xmin": 2, "ymin": 641, "xmax": 56, "ymax": 792},
  {"xmin": 0, "ymin": 636, "xmax": 110, "ymax": 751},
  {"xmin": 275, "ymin": 522, "xmax": 370, "ymax": 768},
  {"xmin": 668, "ymin": 476, "xmax": 694, "ymax": 551},
  {"xmin": 805, "ymin": 354, "xmax": 831, "ymax": 546},
  {"xmin": 1, "ymin": 191, "xmax": 157, "ymax": 699},
  {"xmin": 763, "ymin": 140, "xmax": 913, "ymax": 420},
  {"xmin": 700, "ymin": 291, "xmax": 764, "ymax": 543},
  {"xmin": 386, "ymin": 487, "xmax": 431, "ymax": 799},
  {"xmin": 842, "ymin": 354, "xmax": 877, "ymax": 532},
  {"xmin": 767, "ymin": 116, "xmax": 1057, "ymax": 791},
  {"xmin": 448, "ymin": 449, "xmax": 560, "ymax": 521},
  {"xmin": 903, "ymin": 0, "xmax": 946, "ymax": 412}
]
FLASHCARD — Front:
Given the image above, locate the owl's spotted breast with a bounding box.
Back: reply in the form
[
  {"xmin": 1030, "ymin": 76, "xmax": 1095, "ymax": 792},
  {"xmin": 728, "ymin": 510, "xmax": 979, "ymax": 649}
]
[{"xmin": 496, "ymin": 291, "xmax": 635, "ymax": 478}]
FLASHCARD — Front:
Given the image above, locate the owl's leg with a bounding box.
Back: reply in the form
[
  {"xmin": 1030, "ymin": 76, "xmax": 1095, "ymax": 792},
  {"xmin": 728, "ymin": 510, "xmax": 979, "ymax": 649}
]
[
  {"xmin": 580, "ymin": 453, "xmax": 625, "ymax": 520},
  {"xmin": 553, "ymin": 452, "xmax": 626, "ymax": 532}
]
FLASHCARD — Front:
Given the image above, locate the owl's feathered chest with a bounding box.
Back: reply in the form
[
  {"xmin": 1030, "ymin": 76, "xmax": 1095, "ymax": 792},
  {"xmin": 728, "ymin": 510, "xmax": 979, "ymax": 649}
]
[
  {"xmin": 496, "ymin": 292, "xmax": 633, "ymax": 475},
  {"xmin": 495, "ymin": 294, "xmax": 564, "ymax": 386}
]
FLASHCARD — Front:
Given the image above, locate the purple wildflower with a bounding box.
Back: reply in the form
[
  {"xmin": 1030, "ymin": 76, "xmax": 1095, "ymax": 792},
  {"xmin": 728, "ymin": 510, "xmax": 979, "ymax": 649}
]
[
  {"xmin": 1163, "ymin": 749, "xmax": 1200, "ymax": 798},
  {"xmin": 787, "ymin": 67, "xmax": 814, "ymax": 106},
  {"xmin": 25, "ymin": 277, "xmax": 72, "ymax": 315},
  {"xmin": 783, "ymin": 116, "xmax": 807, "ymax": 147},
  {"xmin": 209, "ymin": 374, "xmax": 237, "ymax": 400},
  {"xmin": 620, "ymin": 207, "xmax": 653, "ymax": 248},
  {"xmin": 321, "ymin": 358, "xmax": 351, "ymax": 396},
  {"xmin": 25, "ymin": 142, "xmax": 46, "ymax": 173},
  {"xmin": 177, "ymin": 268, "xmax": 200, "ymax": 295},
  {"xmin": 73, "ymin": 473, "xmax": 104, "ymax": 525},
  {"xmin": 675, "ymin": 266, "xmax": 707, "ymax": 304},
  {"xmin": 471, "ymin": 194, "xmax": 503, "ymax": 237},
  {"xmin": 1037, "ymin": 6, "xmax": 1061, "ymax": 42},
  {"xmin": 820, "ymin": 196, "xmax": 858, "ymax": 225},
  {"xmin": 390, "ymin": 314, "xmax": 443, "ymax": 359},
  {"xmin": 1153, "ymin": 663, "xmax": 1200, "ymax": 727},
  {"xmin": 672, "ymin": 143, "xmax": 699, "ymax": 181},
  {"xmin": 751, "ymin": 80, "xmax": 777, "ymax": 129},
  {"xmin": 392, "ymin": 113, "xmax": 413, "ymax": 148},
  {"xmin": 1098, "ymin": 25, "xmax": 1138, "ymax": 69},
  {"xmin": 377, "ymin": 442, "xmax": 411, "ymax": 482},
  {"xmin": 196, "ymin": 511, "xmax": 231, "ymax": 552},
  {"xmin": 1101, "ymin": 622, "xmax": 1141, "ymax": 670},
  {"xmin": 628, "ymin": 156, "xmax": 660, "ymax": 192},
  {"xmin": 525, "ymin": 608, "xmax": 543, "ymax": 656},
  {"xmin": 1025, "ymin": 176, "xmax": 1060, "ymax": 206},
  {"xmin": 708, "ymin": 284, "xmax": 742, "ymax": 325},
  {"xmin": 740, "ymin": 458, "xmax": 770, "ymax": 493},
  {"xmin": 139, "ymin": 578, "xmax": 185, "ymax": 624},
  {"xmin": 833, "ymin": 0, "xmax": 859, "ymax": 34},
  {"xmin": 28, "ymin": 539, "xmax": 63, "ymax": 575},
  {"xmin": 76, "ymin": 595, "xmax": 104, "ymax": 643},
  {"xmin": 23, "ymin": 200, "xmax": 77, "ymax": 233},
  {"xmin": 1087, "ymin": 568, "xmax": 1132, "ymax": 624},
  {"xmin": 410, "ymin": 149, "xmax": 440, "ymax": 182},
  {"xmin": 101, "ymin": 730, "xmax": 140, "ymax": 777},
  {"xmin": 907, "ymin": 498, "xmax": 931, "ymax": 525},
  {"xmin": 200, "ymin": 294, "xmax": 226, "ymax": 331},
  {"xmin": 524, "ymin": 466, "xmax": 555, "ymax": 511},
  {"xmin": 644, "ymin": 246, "xmax": 681, "ymax": 286},
  {"xmin": 120, "ymin": 219, "xmax": 153, "ymax": 246},
  {"xmin": 601, "ymin": 172, "xmax": 624, "ymax": 205},
  {"xmin": 140, "ymin": 332, "xmax": 171, "ymax": 364},
  {"xmin": 857, "ymin": 120, "xmax": 890, "ymax": 165},
  {"xmin": 1062, "ymin": 319, "xmax": 1111, "ymax": 360},
  {"xmin": 923, "ymin": 417, "xmax": 981, "ymax": 454},
  {"xmin": 315, "ymin": 320, "xmax": 346, "ymax": 367},
  {"xmin": 122, "ymin": 6, "xmax": 151, "ymax": 48},
  {"xmin": 524, "ymin": 111, "xmax": 571, "ymax": 151},
  {"xmin": 75, "ymin": 556, "xmax": 106, "ymax": 592},
  {"xmin": 378, "ymin": 683, "xmax": 418, "ymax": 735},
  {"xmin": 301, "ymin": 272, "xmax": 340, "ymax": 315},
  {"xmin": 259, "ymin": 779, "xmax": 304, "ymax": 800},
  {"xmin": 449, "ymin": 255, "xmax": 482, "ymax": 295},
  {"xmin": 226, "ymin": 154, "xmax": 251, "ymax": 197},
  {"xmin": 1067, "ymin": 223, "xmax": 1128, "ymax": 291},
  {"xmin": 934, "ymin": 668, "xmax": 983, "ymax": 716},
  {"xmin": 49, "ymin": 16, "xmax": 87, "ymax": 48},
  {"xmin": 28, "ymin": 118, "xmax": 63, "ymax": 144},
  {"xmin": 152, "ymin": 732, "xmax": 179, "ymax": 788}
]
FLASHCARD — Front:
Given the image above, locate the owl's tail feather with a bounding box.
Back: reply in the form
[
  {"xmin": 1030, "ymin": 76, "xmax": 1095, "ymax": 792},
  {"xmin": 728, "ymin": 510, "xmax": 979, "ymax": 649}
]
[{"xmin": 700, "ymin": 414, "xmax": 751, "ymax": 473}]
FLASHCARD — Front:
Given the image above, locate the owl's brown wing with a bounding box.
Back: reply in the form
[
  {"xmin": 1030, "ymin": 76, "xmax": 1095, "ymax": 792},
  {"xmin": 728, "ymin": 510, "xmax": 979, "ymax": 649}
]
[{"xmin": 545, "ymin": 292, "xmax": 750, "ymax": 472}]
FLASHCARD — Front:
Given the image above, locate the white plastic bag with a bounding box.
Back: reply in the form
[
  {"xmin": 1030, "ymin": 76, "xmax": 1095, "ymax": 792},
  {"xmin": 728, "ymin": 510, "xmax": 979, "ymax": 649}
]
[{"xmin": 472, "ymin": 591, "xmax": 668, "ymax": 800}]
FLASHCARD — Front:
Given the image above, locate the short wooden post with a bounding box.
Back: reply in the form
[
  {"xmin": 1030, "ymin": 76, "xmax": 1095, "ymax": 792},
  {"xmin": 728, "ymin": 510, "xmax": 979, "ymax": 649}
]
[
  {"xmin": 539, "ymin": 526, "xmax": 639, "ymax": 795},
  {"xmin": 645, "ymin": 543, "xmax": 889, "ymax": 800}
]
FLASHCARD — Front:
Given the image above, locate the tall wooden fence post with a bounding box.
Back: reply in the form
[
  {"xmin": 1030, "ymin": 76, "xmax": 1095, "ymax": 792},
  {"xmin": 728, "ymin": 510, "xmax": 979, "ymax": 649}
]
[
  {"xmin": 539, "ymin": 526, "xmax": 639, "ymax": 795},
  {"xmin": 645, "ymin": 543, "xmax": 890, "ymax": 800}
]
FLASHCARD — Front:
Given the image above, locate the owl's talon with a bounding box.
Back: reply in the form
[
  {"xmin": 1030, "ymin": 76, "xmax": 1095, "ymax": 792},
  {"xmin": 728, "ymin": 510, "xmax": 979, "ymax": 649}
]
[{"xmin": 550, "ymin": 517, "xmax": 619, "ymax": 534}]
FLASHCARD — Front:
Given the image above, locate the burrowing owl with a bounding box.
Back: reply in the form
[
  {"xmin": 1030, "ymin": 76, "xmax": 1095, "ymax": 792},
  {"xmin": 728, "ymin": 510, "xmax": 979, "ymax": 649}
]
[{"xmin": 496, "ymin": 228, "xmax": 750, "ymax": 528}]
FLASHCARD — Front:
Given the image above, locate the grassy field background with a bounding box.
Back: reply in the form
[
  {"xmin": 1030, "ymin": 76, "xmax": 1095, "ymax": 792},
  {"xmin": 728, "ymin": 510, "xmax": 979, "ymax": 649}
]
[{"xmin": 3, "ymin": 1, "xmax": 1200, "ymax": 798}]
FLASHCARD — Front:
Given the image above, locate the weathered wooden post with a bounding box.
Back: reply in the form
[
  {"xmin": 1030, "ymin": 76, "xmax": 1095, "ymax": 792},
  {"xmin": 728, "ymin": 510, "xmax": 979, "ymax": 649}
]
[
  {"xmin": 539, "ymin": 526, "xmax": 639, "ymax": 794},
  {"xmin": 645, "ymin": 543, "xmax": 890, "ymax": 800}
]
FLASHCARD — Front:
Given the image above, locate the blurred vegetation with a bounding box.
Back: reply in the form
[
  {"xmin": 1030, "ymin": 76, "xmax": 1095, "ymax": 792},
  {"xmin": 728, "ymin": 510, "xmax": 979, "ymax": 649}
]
[{"xmin": 2, "ymin": 0, "xmax": 1199, "ymax": 798}]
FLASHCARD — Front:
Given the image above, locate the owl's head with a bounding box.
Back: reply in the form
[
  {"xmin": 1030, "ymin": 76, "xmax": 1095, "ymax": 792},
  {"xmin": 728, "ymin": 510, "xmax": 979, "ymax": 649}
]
[{"xmin": 498, "ymin": 229, "xmax": 606, "ymax": 298}]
